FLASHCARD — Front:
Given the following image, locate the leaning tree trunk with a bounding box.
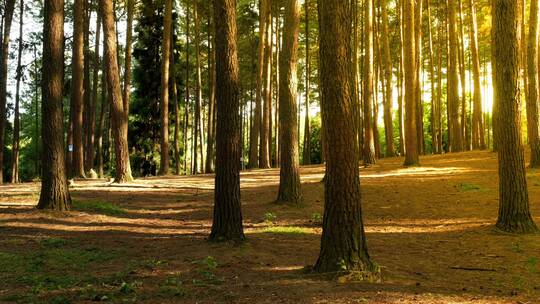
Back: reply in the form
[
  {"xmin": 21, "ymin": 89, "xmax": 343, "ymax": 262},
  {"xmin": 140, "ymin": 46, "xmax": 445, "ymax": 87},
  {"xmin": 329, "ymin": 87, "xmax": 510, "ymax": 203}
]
[
  {"xmin": 492, "ymin": 0, "xmax": 538, "ymax": 234},
  {"xmin": 100, "ymin": 0, "xmax": 133, "ymax": 183},
  {"xmin": 526, "ymin": 0, "xmax": 540, "ymax": 167},
  {"xmin": 11, "ymin": 0, "xmax": 24, "ymax": 184},
  {"xmin": 37, "ymin": 0, "xmax": 72, "ymax": 210},
  {"xmin": 210, "ymin": 0, "xmax": 245, "ymax": 243},
  {"xmin": 403, "ymin": 0, "xmax": 419, "ymax": 166},
  {"xmin": 159, "ymin": 0, "xmax": 172, "ymax": 175},
  {"xmin": 314, "ymin": 0, "xmax": 378, "ymax": 277},
  {"xmin": 70, "ymin": 0, "xmax": 86, "ymax": 178},
  {"xmin": 277, "ymin": 0, "xmax": 301, "ymax": 204}
]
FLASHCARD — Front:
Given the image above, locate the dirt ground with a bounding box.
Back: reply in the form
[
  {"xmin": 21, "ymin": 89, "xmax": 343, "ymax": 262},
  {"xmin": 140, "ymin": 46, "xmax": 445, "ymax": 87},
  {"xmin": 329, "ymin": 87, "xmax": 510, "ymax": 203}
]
[{"xmin": 0, "ymin": 151, "xmax": 539, "ymax": 303}]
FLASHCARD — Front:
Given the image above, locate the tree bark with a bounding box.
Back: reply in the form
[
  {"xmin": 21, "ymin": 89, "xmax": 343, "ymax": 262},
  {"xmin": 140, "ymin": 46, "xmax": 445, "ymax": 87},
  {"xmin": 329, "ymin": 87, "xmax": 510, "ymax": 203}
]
[
  {"xmin": 205, "ymin": 11, "xmax": 216, "ymax": 173},
  {"xmin": 38, "ymin": 0, "xmax": 72, "ymax": 210},
  {"xmin": 210, "ymin": 0, "xmax": 245, "ymax": 243},
  {"xmin": 123, "ymin": 0, "xmax": 134, "ymax": 117},
  {"xmin": 363, "ymin": 0, "xmax": 376, "ymax": 165},
  {"xmin": 260, "ymin": 0, "xmax": 273, "ymax": 169},
  {"xmin": 193, "ymin": 1, "xmax": 205, "ymax": 174},
  {"xmin": 159, "ymin": 0, "xmax": 172, "ymax": 175},
  {"xmin": 380, "ymin": 0, "xmax": 393, "ymax": 157},
  {"xmin": 277, "ymin": 0, "xmax": 301, "ymax": 204},
  {"xmin": 468, "ymin": 0, "xmax": 484, "ymax": 150},
  {"xmin": 100, "ymin": 0, "xmax": 133, "ymax": 183},
  {"xmin": 448, "ymin": 0, "xmax": 463, "ymax": 152},
  {"xmin": 302, "ymin": 0, "xmax": 311, "ymax": 165},
  {"xmin": 404, "ymin": 0, "xmax": 419, "ymax": 166},
  {"xmin": 492, "ymin": 0, "xmax": 538, "ymax": 234},
  {"xmin": 426, "ymin": 0, "xmax": 438, "ymax": 154},
  {"xmin": 526, "ymin": 0, "xmax": 540, "ymax": 167},
  {"xmin": 314, "ymin": 0, "xmax": 378, "ymax": 277}
]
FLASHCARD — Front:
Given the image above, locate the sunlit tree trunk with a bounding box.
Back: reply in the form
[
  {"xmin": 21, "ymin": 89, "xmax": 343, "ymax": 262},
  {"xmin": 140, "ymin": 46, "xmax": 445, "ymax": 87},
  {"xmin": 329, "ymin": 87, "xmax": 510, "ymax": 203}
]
[
  {"xmin": 159, "ymin": 0, "xmax": 172, "ymax": 175},
  {"xmin": 468, "ymin": 0, "xmax": 484, "ymax": 150},
  {"xmin": 277, "ymin": 0, "xmax": 301, "ymax": 204},
  {"xmin": 457, "ymin": 0, "xmax": 469, "ymax": 151},
  {"xmin": 492, "ymin": 0, "xmax": 538, "ymax": 234},
  {"xmin": 260, "ymin": 0, "xmax": 273, "ymax": 169},
  {"xmin": 397, "ymin": 0, "xmax": 405, "ymax": 156},
  {"xmin": 11, "ymin": 0, "xmax": 23, "ymax": 183},
  {"xmin": 302, "ymin": 0, "xmax": 311, "ymax": 165},
  {"xmin": 379, "ymin": 0, "xmax": 393, "ymax": 157},
  {"xmin": 363, "ymin": 0, "xmax": 376, "ymax": 165},
  {"xmin": 205, "ymin": 11, "xmax": 216, "ymax": 173},
  {"xmin": 210, "ymin": 0, "xmax": 245, "ymax": 243},
  {"xmin": 100, "ymin": 0, "xmax": 133, "ymax": 183},
  {"xmin": 194, "ymin": 1, "xmax": 205, "ymax": 174},
  {"xmin": 38, "ymin": 0, "xmax": 72, "ymax": 210},
  {"xmin": 426, "ymin": 0, "xmax": 438, "ymax": 154},
  {"xmin": 448, "ymin": 0, "xmax": 463, "ymax": 152}
]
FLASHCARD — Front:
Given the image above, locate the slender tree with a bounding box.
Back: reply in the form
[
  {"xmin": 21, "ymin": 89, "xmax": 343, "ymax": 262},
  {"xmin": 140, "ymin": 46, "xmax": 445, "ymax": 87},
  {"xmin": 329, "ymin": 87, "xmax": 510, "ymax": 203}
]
[
  {"xmin": 210, "ymin": 0, "xmax": 245, "ymax": 242},
  {"xmin": 403, "ymin": 0, "xmax": 419, "ymax": 166},
  {"xmin": 380, "ymin": 0, "xmax": 394, "ymax": 157},
  {"xmin": 448, "ymin": 0, "xmax": 463, "ymax": 152},
  {"xmin": 205, "ymin": 8, "xmax": 216, "ymax": 173},
  {"xmin": 38, "ymin": 0, "xmax": 72, "ymax": 210},
  {"xmin": 11, "ymin": 0, "xmax": 24, "ymax": 183},
  {"xmin": 277, "ymin": 0, "xmax": 301, "ymax": 204},
  {"xmin": 0, "ymin": 0, "xmax": 16, "ymax": 184},
  {"xmin": 468, "ymin": 0, "xmax": 484, "ymax": 150},
  {"xmin": 100, "ymin": 0, "xmax": 133, "ymax": 183},
  {"xmin": 124, "ymin": 0, "xmax": 135, "ymax": 116},
  {"xmin": 526, "ymin": 0, "xmax": 540, "ymax": 167},
  {"xmin": 159, "ymin": 0, "xmax": 172, "ymax": 175},
  {"xmin": 302, "ymin": 0, "xmax": 311, "ymax": 165},
  {"xmin": 314, "ymin": 0, "xmax": 378, "ymax": 276},
  {"xmin": 492, "ymin": 0, "xmax": 538, "ymax": 234},
  {"xmin": 363, "ymin": 0, "xmax": 376, "ymax": 165}
]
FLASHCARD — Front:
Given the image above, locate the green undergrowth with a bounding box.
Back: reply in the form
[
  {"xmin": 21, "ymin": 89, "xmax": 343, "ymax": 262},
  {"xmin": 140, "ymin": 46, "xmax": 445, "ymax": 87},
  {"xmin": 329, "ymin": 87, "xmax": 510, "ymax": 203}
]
[{"xmin": 72, "ymin": 200, "xmax": 126, "ymax": 216}]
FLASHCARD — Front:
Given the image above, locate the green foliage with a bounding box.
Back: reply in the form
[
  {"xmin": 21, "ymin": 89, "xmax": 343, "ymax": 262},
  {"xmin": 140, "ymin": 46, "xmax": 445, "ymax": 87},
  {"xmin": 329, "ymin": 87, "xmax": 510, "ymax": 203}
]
[
  {"xmin": 72, "ymin": 200, "xmax": 126, "ymax": 216},
  {"xmin": 158, "ymin": 276, "xmax": 188, "ymax": 298},
  {"xmin": 458, "ymin": 183, "xmax": 482, "ymax": 192},
  {"xmin": 526, "ymin": 257, "xmax": 539, "ymax": 273},
  {"xmin": 191, "ymin": 256, "xmax": 223, "ymax": 286},
  {"xmin": 311, "ymin": 212, "xmax": 323, "ymax": 224},
  {"xmin": 263, "ymin": 212, "xmax": 277, "ymax": 223}
]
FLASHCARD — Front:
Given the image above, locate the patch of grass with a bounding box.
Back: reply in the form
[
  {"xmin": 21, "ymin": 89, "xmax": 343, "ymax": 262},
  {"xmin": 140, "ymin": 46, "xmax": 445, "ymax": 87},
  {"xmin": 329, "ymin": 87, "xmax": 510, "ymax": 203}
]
[
  {"xmin": 40, "ymin": 238, "xmax": 68, "ymax": 248},
  {"xmin": 263, "ymin": 212, "xmax": 277, "ymax": 223},
  {"xmin": 526, "ymin": 257, "xmax": 539, "ymax": 273},
  {"xmin": 311, "ymin": 212, "xmax": 323, "ymax": 223},
  {"xmin": 458, "ymin": 183, "xmax": 482, "ymax": 192},
  {"xmin": 191, "ymin": 256, "xmax": 223, "ymax": 286},
  {"xmin": 262, "ymin": 226, "xmax": 314, "ymax": 236},
  {"xmin": 158, "ymin": 276, "xmax": 188, "ymax": 298},
  {"xmin": 73, "ymin": 200, "xmax": 126, "ymax": 216}
]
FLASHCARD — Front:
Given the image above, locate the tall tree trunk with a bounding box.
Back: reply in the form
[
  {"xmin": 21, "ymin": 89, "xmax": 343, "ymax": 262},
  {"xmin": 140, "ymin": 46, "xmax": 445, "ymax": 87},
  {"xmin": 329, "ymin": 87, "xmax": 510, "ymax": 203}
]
[
  {"xmin": 398, "ymin": 0, "xmax": 405, "ymax": 156},
  {"xmin": 260, "ymin": 1, "xmax": 273, "ymax": 169},
  {"xmin": 210, "ymin": 0, "xmax": 245, "ymax": 242},
  {"xmin": 159, "ymin": 0, "xmax": 172, "ymax": 175},
  {"xmin": 70, "ymin": 0, "xmax": 86, "ymax": 178},
  {"xmin": 527, "ymin": 0, "xmax": 540, "ymax": 167},
  {"xmin": 302, "ymin": 0, "xmax": 311, "ymax": 165},
  {"xmin": 205, "ymin": 11, "xmax": 216, "ymax": 173},
  {"xmin": 380, "ymin": 0, "xmax": 393, "ymax": 157},
  {"xmin": 492, "ymin": 0, "xmax": 538, "ymax": 234},
  {"xmin": 314, "ymin": 0, "xmax": 378, "ymax": 276},
  {"xmin": 173, "ymin": 30, "xmax": 182, "ymax": 176},
  {"xmin": 414, "ymin": 0, "xmax": 424, "ymax": 155},
  {"xmin": 404, "ymin": 0, "xmax": 419, "ymax": 166},
  {"xmin": 363, "ymin": 0, "xmax": 376, "ymax": 165},
  {"xmin": 100, "ymin": 0, "xmax": 133, "ymax": 183},
  {"xmin": 11, "ymin": 0, "xmax": 23, "ymax": 183},
  {"xmin": 123, "ymin": 0, "xmax": 134, "ymax": 117},
  {"xmin": 448, "ymin": 0, "xmax": 463, "ymax": 152},
  {"xmin": 97, "ymin": 49, "xmax": 106, "ymax": 178},
  {"xmin": 426, "ymin": 0, "xmax": 438, "ymax": 154},
  {"xmin": 468, "ymin": 0, "xmax": 484, "ymax": 150},
  {"xmin": 184, "ymin": 0, "xmax": 191, "ymax": 174},
  {"xmin": 277, "ymin": 0, "xmax": 301, "ymax": 204},
  {"xmin": 38, "ymin": 0, "xmax": 72, "ymax": 210},
  {"xmin": 194, "ymin": 1, "xmax": 204, "ymax": 174},
  {"xmin": 458, "ymin": 0, "xmax": 469, "ymax": 150},
  {"xmin": 83, "ymin": 0, "xmax": 92, "ymax": 173},
  {"xmin": 0, "ymin": 0, "xmax": 15, "ymax": 184}
]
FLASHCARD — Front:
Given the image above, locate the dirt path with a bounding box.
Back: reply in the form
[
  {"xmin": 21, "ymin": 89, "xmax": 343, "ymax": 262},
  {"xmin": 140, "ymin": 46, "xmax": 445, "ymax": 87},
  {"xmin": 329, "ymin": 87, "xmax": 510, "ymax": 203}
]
[{"xmin": 0, "ymin": 151, "xmax": 539, "ymax": 303}]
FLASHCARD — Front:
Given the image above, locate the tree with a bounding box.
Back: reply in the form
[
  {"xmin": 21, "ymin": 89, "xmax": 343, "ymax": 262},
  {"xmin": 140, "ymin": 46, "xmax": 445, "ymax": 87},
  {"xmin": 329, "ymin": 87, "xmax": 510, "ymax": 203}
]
[
  {"xmin": 363, "ymin": 0, "xmax": 376, "ymax": 165},
  {"xmin": 124, "ymin": 0, "xmax": 135, "ymax": 116},
  {"xmin": 70, "ymin": 0, "xmax": 86, "ymax": 178},
  {"xmin": 37, "ymin": 0, "xmax": 72, "ymax": 210},
  {"xmin": 403, "ymin": 0, "xmax": 419, "ymax": 166},
  {"xmin": 100, "ymin": 0, "xmax": 133, "ymax": 183},
  {"xmin": 380, "ymin": 0, "xmax": 394, "ymax": 157},
  {"xmin": 302, "ymin": 0, "xmax": 311, "ymax": 165},
  {"xmin": 469, "ymin": 0, "xmax": 485, "ymax": 150},
  {"xmin": 209, "ymin": 0, "xmax": 245, "ymax": 242},
  {"xmin": 193, "ymin": 0, "xmax": 205, "ymax": 174},
  {"xmin": 492, "ymin": 0, "xmax": 538, "ymax": 234},
  {"xmin": 159, "ymin": 0, "xmax": 172, "ymax": 175},
  {"xmin": 526, "ymin": 0, "xmax": 540, "ymax": 167},
  {"xmin": 259, "ymin": 0, "xmax": 273, "ymax": 169},
  {"xmin": 0, "ymin": 0, "xmax": 16, "ymax": 184},
  {"xmin": 314, "ymin": 0, "xmax": 378, "ymax": 276},
  {"xmin": 277, "ymin": 0, "xmax": 301, "ymax": 204},
  {"xmin": 448, "ymin": 0, "xmax": 463, "ymax": 152},
  {"xmin": 11, "ymin": 0, "xmax": 24, "ymax": 183}
]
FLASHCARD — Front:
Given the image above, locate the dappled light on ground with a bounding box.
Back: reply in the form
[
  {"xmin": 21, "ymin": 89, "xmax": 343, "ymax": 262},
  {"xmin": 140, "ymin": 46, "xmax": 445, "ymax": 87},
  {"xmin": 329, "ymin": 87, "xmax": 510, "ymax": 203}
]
[{"xmin": 0, "ymin": 151, "xmax": 539, "ymax": 303}]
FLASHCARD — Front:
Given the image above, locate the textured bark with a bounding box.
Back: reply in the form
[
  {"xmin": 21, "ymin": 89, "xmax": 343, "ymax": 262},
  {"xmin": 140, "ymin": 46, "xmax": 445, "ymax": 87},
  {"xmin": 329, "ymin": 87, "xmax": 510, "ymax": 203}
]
[
  {"xmin": 172, "ymin": 30, "xmax": 181, "ymax": 176},
  {"xmin": 314, "ymin": 0, "xmax": 377, "ymax": 276},
  {"xmin": 277, "ymin": 0, "xmax": 301, "ymax": 204},
  {"xmin": 426, "ymin": 0, "xmax": 438, "ymax": 154},
  {"xmin": 184, "ymin": 0, "xmax": 190, "ymax": 174},
  {"xmin": 11, "ymin": 0, "xmax": 23, "ymax": 183},
  {"xmin": 492, "ymin": 0, "xmax": 538, "ymax": 234},
  {"xmin": 0, "ymin": 0, "xmax": 15, "ymax": 184},
  {"xmin": 468, "ymin": 0, "xmax": 484, "ymax": 150},
  {"xmin": 403, "ymin": 0, "xmax": 418, "ymax": 166},
  {"xmin": 210, "ymin": 0, "xmax": 245, "ymax": 242},
  {"xmin": 526, "ymin": 0, "xmax": 540, "ymax": 167},
  {"xmin": 100, "ymin": 0, "xmax": 133, "ymax": 183},
  {"xmin": 38, "ymin": 0, "xmax": 72, "ymax": 210},
  {"xmin": 159, "ymin": 0, "xmax": 172, "ymax": 175},
  {"xmin": 457, "ymin": 0, "xmax": 469, "ymax": 150},
  {"xmin": 414, "ymin": 0, "xmax": 424, "ymax": 155},
  {"xmin": 86, "ymin": 4, "xmax": 101, "ymax": 174},
  {"xmin": 397, "ymin": 0, "xmax": 405, "ymax": 156},
  {"xmin": 96, "ymin": 57, "xmax": 106, "ymax": 178},
  {"xmin": 193, "ymin": 1, "xmax": 205, "ymax": 174},
  {"xmin": 448, "ymin": 0, "xmax": 463, "ymax": 152},
  {"xmin": 83, "ymin": 0, "xmax": 92, "ymax": 173},
  {"xmin": 123, "ymin": 0, "xmax": 134, "ymax": 117},
  {"xmin": 70, "ymin": 0, "xmax": 86, "ymax": 178},
  {"xmin": 363, "ymin": 0, "xmax": 376, "ymax": 165}
]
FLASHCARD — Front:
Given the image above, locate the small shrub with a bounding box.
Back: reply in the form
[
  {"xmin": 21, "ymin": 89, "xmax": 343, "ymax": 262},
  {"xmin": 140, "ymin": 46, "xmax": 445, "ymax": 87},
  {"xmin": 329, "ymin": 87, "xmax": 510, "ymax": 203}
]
[{"xmin": 263, "ymin": 212, "xmax": 277, "ymax": 223}]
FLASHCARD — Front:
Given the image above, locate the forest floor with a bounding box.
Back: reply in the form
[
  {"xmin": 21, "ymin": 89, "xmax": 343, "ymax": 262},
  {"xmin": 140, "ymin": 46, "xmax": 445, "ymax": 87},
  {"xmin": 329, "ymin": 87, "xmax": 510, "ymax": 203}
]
[{"xmin": 1, "ymin": 151, "xmax": 540, "ymax": 304}]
